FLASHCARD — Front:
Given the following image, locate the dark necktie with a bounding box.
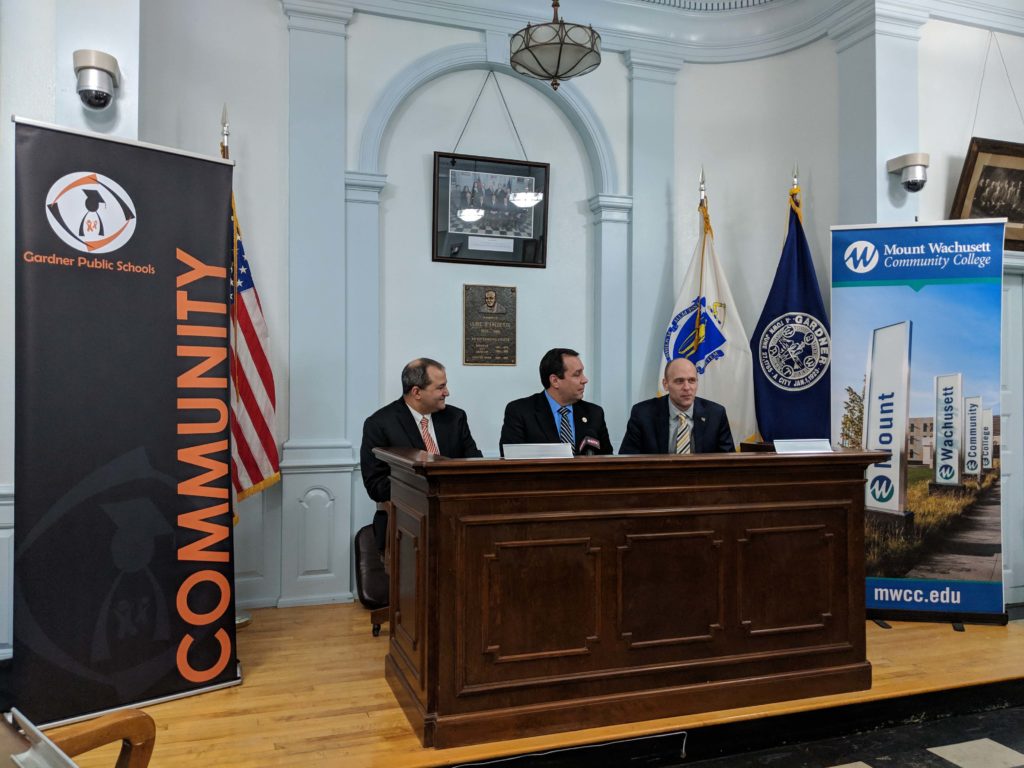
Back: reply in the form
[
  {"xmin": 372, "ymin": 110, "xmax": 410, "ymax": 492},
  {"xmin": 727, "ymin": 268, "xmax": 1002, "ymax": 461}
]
[{"xmin": 558, "ymin": 406, "xmax": 573, "ymax": 446}]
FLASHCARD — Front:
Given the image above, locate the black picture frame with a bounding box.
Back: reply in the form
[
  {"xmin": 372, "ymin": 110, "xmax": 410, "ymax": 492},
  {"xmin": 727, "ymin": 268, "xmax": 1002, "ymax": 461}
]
[
  {"xmin": 949, "ymin": 136, "xmax": 1024, "ymax": 252},
  {"xmin": 432, "ymin": 151, "xmax": 549, "ymax": 268}
]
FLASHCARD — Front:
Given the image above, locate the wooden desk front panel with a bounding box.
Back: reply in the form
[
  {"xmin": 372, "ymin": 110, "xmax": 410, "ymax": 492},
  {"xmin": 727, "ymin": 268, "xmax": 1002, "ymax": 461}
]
[{"xmin": 446, "ymin": 499, "xmax": 853, "ymax": 709}]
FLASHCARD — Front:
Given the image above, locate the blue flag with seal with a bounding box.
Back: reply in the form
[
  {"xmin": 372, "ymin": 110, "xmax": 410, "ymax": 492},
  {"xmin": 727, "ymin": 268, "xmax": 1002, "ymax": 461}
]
[{"xmin": 750, "ymin": 185, "xmax": 831, "ymax": 441}]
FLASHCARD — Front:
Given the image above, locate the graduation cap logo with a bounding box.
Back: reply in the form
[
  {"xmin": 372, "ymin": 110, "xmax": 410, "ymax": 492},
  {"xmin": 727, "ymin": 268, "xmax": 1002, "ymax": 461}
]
[{"xmin": 45, "ymin": 171, "xmax": 137, "ymax": 253}]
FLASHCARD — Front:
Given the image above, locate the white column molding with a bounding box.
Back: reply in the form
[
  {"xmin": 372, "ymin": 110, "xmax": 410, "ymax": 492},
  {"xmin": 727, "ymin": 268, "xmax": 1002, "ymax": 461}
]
[
  {"xmin": 344, "ymin": 171, "xmax": 387, "ymax": 559},
  {"xmin": 826, "ymin": 0, "xmax": 874, "ymax": 53},
  {"xmin": 624, "ymin": 51, "xmax": 685, "ymax": 85},
  {"xmin": 625, "ymin": 52, "xmax": 682, "ymax": 404},
  {"xmin": 280, "ymin": 6, "xmax": 353, "ymax": 605},
  {"xmin": 485, "ymin": 29, "xmax": 507, "ymax": 65},
  {"xmin": 876, "ymin": 2, "xmax": 928, "ymax": 41},
  {"xmin": 281, "ymin": 0, "xmax": 353, "ymax": 35},
  {"xmin": 589, "ymin": 195, "xmax": 633, "ymax": 446}
]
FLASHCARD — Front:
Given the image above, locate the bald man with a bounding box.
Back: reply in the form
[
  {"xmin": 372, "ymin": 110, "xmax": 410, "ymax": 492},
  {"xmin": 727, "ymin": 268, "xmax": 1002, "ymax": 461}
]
[{"xmin": 618, "ymin": 357, "xmax": 734, "ymax": 455}]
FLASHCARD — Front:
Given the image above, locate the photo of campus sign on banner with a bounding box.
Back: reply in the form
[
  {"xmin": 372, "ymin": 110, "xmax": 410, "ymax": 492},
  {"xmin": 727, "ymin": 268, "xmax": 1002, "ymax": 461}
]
[
  {"xmin": 831, "ymin": 219, "xmax": 1006, "ymax": 619},
  {"xmin": 13, "ymin": 119, "xmax": 238, "ymax": 724}
]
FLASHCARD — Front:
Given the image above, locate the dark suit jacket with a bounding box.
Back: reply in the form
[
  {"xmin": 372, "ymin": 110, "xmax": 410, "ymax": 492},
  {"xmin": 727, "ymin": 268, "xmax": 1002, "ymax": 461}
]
[
  {"xmin": 499, "ymin": 392, "xmax": 613, "ymax": 456},
  {"xmin": 360, "ymin": 399, "xmax": 482, "ymax": 502},
  {"xmin": 618, "ymin": 395, "xmax": 734, "ymax": 454}
]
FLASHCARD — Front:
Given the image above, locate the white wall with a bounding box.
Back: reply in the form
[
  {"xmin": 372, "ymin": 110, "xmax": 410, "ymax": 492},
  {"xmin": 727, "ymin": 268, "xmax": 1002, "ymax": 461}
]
[
  {"xmin": 676, "ymin": 37, "xmax": 840, "ymax": 335},
  {"xmin": 378, "ymin": 66, "xmax": 593, "ymax": 455},
  {"xmin": 0, "ymin": 0, "xmax": 58, "ymax": 488},
  {"xmin": 919, "ymin": 20, "xmax": 1024, "ymax": 224},
  {"xmin": 139, "ymin": 0, "xmax": 290, "ymax": 440}
]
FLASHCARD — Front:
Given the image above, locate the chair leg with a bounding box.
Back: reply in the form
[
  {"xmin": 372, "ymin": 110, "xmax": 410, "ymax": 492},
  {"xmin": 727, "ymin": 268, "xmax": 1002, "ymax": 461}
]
[{"xmin": 370, "ymin": 606, "xmax": 388, "ymax": 636}]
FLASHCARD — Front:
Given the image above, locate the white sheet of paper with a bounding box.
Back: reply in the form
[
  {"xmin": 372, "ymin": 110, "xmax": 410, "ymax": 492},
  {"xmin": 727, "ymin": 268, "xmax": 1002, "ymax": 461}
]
[
  {"xmin": 773, "ymin": 439, "xmax": 833, "ymax": 454},
  {"xmin": 503, "ymin": 443, "xmax": 573, "ymax": 459}
]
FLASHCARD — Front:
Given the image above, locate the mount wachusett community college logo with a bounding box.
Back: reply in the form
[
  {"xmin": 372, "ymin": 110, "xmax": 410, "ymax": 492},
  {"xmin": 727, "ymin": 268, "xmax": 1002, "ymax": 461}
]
[
  {"xmin": 45, "ymin": 172, "xmax": 137, "ymax": 253},
  {"xmin": 757, "ymin": 312, "xmax": 831, "ymax": 391},
  {"xmin": 843, "ymin": 240, "xmax": 879, "ymax": 274}
]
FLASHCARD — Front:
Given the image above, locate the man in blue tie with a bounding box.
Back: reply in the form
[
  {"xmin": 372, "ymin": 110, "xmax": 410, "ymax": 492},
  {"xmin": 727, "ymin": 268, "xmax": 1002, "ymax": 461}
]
[
  {"xmin": 499, "ymin": 347, "xmax": 613, "ymax": 456},
  {"xmin": 619, "ymin": 357, "xmax": 734, "ymax": 455}
]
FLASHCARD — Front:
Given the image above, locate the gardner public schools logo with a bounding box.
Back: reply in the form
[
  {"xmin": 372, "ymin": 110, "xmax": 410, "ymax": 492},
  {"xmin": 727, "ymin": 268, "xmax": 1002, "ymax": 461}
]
[
  {"xmin": 843, "ymin": 240, "xmax": 879, "ymax": 274},
  {"xmin": 45, "ymin": 172, "xmax": 137, "ymax": 253},
  {"xmin": 758, "ymin": 312, "xmax": 831, "ymax": 391},
  {"xmin": 939, "ymin": 465, "xmax": 955, "ymax": 481},
  {"xmin": 869, "ymin": 475, "xmax": 894, "ymax": 503}
]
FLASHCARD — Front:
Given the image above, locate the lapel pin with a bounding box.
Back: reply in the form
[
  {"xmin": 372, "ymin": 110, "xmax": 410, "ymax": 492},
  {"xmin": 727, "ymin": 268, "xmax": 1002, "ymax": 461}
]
[
  {"xmin": 701, "ymin": 417, "xmax": 706, "ymax": 422},
  {"xmin": 582, "ymin": 417, "xmax": 588, "ymax": 423}
]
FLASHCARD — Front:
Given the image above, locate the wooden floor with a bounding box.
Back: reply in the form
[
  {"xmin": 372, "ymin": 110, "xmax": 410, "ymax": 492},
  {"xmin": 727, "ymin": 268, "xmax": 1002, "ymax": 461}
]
[{"xmin": 65, "ymin": 603, "xmax": 1024, "ymax": 768}]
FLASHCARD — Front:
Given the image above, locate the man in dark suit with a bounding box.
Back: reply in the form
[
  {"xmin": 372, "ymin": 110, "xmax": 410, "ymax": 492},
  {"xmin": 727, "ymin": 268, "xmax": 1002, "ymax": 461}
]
[
  {"xmin": 500, "ymin": 347, "xmax": 613, "ymax": 456},
  {"xmin": 361, "ymin": 358, "xmax": 482, "ymax": 550},
  {"xmin": 619, "ymin": 357, "xmax": 734, "ymax": 454}
]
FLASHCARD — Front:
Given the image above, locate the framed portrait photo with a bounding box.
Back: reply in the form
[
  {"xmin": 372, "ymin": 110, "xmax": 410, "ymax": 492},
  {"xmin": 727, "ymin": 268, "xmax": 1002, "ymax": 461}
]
[
  {"xmin": 949, "ymin": 136, "xmax": 1024, "ymax": 251},
  {"xmin": 432, "ymin": 151, "xmax": 549, "ymax": 268}
]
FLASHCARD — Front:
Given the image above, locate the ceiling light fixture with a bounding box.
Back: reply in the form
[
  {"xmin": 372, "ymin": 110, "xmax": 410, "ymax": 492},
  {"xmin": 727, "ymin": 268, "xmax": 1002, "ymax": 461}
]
[{"xmin": 510, "ymin": 0, "xmax": 601, "ymax": 91}]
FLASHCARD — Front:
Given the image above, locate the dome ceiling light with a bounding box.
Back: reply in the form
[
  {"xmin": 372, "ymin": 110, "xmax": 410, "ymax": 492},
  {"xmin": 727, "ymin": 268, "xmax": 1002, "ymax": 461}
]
[{"xmin": 510, "ymin": 0, "xmax": 601, "ymax": 91}]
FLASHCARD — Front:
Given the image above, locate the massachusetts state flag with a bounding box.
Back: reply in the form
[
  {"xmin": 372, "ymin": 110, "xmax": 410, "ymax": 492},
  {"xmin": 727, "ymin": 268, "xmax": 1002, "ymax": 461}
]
[
  {"xmin": 661, "ymin": 196, "xmax": 758, "ymax": 447},
  {"xmin": 230, "ymin": 201, "xmax": 281, "ymax": 500},
  {"xmin": 749, "ymin": 186, "xmax": 831, "ymax": 441}
]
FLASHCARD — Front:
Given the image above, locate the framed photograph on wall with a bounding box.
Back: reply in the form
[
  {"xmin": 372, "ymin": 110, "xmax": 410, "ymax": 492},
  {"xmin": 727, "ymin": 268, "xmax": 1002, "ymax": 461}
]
[
  {"xmin": 432, "ymin": 151, "xmax": 549, "ymax": 268},
  {"xmin": 949, "ymin": 136, "xmax": 1024, "ymax": 252}
]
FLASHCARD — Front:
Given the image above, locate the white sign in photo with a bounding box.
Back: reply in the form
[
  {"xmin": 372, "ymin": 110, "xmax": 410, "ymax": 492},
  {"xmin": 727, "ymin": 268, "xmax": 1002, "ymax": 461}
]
[
  {"xmin": 963, "ymin": 395, "xmax": 982, "ymax": 477},
  {"xmin": 933, "ymin": 373, "xmax": 963, "ymax": 486},
  {"xmin": 982, "ymin": 408, "xmax": 994, "ymax": 469},
  {"xmin": 862, "ymin": 321, "xmax": 911, "ymax": 515}
]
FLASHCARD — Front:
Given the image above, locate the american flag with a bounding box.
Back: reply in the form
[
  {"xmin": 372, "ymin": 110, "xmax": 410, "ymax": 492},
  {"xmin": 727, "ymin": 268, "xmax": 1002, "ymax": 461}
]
[{"xmin": 230, "ymin": 204, "xmax": 281, "ymax": 500}]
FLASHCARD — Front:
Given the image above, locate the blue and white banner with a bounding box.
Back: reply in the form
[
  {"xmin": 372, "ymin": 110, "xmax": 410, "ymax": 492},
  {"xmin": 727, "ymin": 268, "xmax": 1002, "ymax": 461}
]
[{"xmin": 831, "ymin": 219, "xmax": 1005, "ymax": 618}]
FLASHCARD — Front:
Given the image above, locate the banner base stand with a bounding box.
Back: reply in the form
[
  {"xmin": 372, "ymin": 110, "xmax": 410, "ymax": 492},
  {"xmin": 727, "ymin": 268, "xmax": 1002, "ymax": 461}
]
[
  {"xmin": 867, "ymin": 608, "xmax": 1008, "ymax": 626},
  {"xmin": 236, "ymin": 611, "xmax": 253, "ymax": 629},
  {"xmin": 40, "ymin": 662, "xmax": 244, "ymax": 730}
]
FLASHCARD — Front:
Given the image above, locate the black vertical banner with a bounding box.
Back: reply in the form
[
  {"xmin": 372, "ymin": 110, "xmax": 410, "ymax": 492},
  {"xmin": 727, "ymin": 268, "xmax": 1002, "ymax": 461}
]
[{"xmin": 13, "ymin": 120, "xmax": 238, "ymax": 723}]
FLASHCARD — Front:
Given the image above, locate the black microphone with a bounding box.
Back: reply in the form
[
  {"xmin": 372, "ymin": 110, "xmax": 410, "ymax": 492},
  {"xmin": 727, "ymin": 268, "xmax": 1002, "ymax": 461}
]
[{"xmin": 578, "ymin": 437, "xmax": 601, "ymax": 456}]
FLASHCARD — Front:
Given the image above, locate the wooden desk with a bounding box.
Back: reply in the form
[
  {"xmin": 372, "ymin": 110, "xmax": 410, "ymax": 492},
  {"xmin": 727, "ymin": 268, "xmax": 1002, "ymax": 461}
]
[{"xmin": 373, "ymin": 449, "xmax": 881, "ymax": 748}]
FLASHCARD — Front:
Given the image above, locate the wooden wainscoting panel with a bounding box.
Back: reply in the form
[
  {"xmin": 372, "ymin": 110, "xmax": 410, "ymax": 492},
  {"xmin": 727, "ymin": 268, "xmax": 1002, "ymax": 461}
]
[
  {"xmin": 618, "ymin": 529, "xmax": 724, "ymax": 648},
  {"xmin": 482, "ymin": 537, "xmax": 600, "ymax": 663}
]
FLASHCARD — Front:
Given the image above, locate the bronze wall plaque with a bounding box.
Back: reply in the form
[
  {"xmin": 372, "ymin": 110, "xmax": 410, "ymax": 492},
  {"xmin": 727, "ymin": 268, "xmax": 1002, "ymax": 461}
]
[{"xmin": 463, "ymin": 284, "xmax": 516, "ymax": 366}]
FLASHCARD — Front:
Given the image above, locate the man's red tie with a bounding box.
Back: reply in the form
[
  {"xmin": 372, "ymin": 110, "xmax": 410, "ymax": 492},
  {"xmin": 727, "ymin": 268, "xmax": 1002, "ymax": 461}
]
[{"xmin": 420, "ymin": 417, "xmax": 440, "ymax": 455}]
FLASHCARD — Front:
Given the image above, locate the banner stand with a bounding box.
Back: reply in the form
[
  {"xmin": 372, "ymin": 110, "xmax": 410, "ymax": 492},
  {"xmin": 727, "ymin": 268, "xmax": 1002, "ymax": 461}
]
[
  {"xmin": 13, "ymin": 118, "xmax": 240, "ymax": 724},
  {"xmin": 831, "ymin": 218, "xmax": 1007, "ymax": 625}
]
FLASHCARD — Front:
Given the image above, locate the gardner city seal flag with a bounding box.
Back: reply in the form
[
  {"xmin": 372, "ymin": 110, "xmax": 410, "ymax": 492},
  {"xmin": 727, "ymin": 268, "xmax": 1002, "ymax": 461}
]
[{"xmin": 750, "ymin": 184, "xmax": 831, "ymax": 441}]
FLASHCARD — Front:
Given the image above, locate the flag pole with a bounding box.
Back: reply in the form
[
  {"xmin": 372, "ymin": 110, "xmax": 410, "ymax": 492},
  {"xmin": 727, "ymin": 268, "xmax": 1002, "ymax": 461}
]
[
  {"xmin": 790, "ymin": 162, "xmax": 803, "ymax": 222},
  {"xmin": 694, "ymin": 167, "xmax": 708, "ymax": 352},
  {"xmin": 222, "ymin": 105, "xmax": 253, "ymax": 630}
]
